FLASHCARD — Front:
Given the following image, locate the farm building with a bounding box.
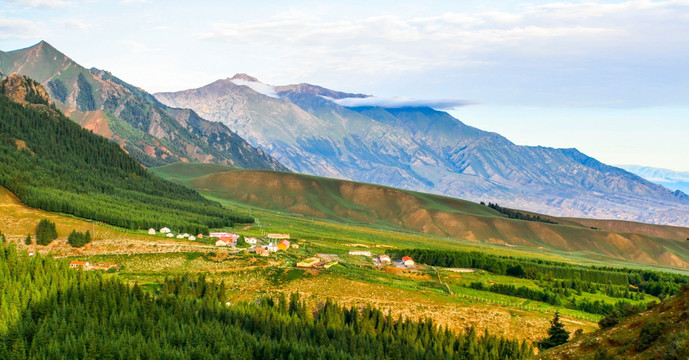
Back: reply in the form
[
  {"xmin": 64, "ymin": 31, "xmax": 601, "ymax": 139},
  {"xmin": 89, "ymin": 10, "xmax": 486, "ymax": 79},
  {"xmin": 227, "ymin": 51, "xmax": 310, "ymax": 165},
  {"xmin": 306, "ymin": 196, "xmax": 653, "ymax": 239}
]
[
  {"xmin": 215, "ymin": 238, "xmax": 233, "ymax": 246},
  {"xmin": 196, "ymin": 234, "xmax": 204, "ymax": 239},
  {"xmin": 297, "ymin": 257, "xmax": 320, "ymax": 268},
  {"xmin": 160, "ymin": 227, "xmax": 171, "ymax": 234},
  {"xmin": 182, "ymin": 233, "xmax": 190, "ymax": 238},
  {"xmin": 176, "ymin": 234, "xmax": 185, "ymax": 239},
  {"xmin": 349, "ymin": 250, "xmax": 372, "ymax": 257},
  {"xmin": 188, "ymin": 236, "xmax": 196, "ymax": 241},
  {"xmin": 278, "ymin": 239, "xmax": 291, "ymax": 250},
  {"xmin": 266, "ymin": 243, "xmax": 278, "ymax": 252},
  {"xmin": 210, "ymin": 232, "xmax": 240, "ymax": 240},
  {"xmin": 166, "ymin": 233, "xmax": 174, "ymax": 238},
  {"xmin": 70, "ymin": 261, "xmax": 90, "ymax": 268},
  {"xmin": 245, "ymin": 237, "xmax": 258, "ymax": 244},
  {"xmin": 255, "ymin": 247, "xmax": 270, "ymax": 257},
  {"xmin": 402, "ymin": 256, "xmax": 415, "ymax": 266},
  {"xmin": 148, "ymin": 228, "xmax": 156, "ymax": 235},
  {"xmin": 267, "ymin": 233, "xmax": 290, "ymax": 240},
  {"xmin": 28, "ymin": 251, "xmax": 35, "ymax": 256},
  {"xmin": 379, "ymin": 254, "xmax": 391, "ymax": 263}
]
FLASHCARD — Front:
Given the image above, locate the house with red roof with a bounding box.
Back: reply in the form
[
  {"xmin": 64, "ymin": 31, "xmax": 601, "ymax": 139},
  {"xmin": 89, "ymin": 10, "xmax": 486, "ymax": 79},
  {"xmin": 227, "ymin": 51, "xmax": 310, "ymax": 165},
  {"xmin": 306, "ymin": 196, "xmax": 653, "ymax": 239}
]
[{"xmin": 402, "ymin": 256, "xmax": 415, "ymax": 266}]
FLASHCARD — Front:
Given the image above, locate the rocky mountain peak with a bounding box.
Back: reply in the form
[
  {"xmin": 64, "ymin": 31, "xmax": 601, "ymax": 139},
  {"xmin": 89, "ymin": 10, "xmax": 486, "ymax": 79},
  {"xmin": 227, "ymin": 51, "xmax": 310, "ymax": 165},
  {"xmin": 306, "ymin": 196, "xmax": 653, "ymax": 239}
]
[{"xmin": 229, "ymin": 73, "xmax": 260, "ymax": 82}]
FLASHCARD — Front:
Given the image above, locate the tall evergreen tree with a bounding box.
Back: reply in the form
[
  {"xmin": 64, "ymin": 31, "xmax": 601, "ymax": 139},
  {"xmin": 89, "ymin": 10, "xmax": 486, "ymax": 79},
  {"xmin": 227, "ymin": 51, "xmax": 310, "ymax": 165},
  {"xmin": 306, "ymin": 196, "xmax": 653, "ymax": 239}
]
[
  {"xmin": 539, "ymin": 311, "xmax": 570, "ymax": 349},
  {"xmin": 24, "ymin": 234, "xmax": 31, "ymax": 245}
]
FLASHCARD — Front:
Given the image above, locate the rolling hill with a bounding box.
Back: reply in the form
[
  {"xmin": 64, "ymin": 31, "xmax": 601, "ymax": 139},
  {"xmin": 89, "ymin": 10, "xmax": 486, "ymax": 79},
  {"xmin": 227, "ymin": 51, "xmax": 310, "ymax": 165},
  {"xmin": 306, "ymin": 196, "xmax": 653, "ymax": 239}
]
[
  {"xmin": 0, "ymin": 41, "xmax": 286, "ymax": 170},
  {"xmin": 151, "ymin": 163, "xmax": 689, "ymax": 269},
  {"xmin": 154, "ymin": 75, "xmax": 689, "ymax": 227}
]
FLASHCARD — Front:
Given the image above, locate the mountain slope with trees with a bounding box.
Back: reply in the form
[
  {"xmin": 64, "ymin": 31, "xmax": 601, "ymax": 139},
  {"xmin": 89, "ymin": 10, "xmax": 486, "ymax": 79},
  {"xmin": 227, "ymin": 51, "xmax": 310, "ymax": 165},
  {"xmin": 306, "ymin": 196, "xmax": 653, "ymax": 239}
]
[
  {"xmin": 0, "ymin": 74, "xmax": 245, "ymax": 233},
  {"xmin": 0, "ymin": 41, "xmax": 286, "ymax": 170},
  {"xmin": 0, "ymin": 242, "xmax": 533, "ymax": 359}
]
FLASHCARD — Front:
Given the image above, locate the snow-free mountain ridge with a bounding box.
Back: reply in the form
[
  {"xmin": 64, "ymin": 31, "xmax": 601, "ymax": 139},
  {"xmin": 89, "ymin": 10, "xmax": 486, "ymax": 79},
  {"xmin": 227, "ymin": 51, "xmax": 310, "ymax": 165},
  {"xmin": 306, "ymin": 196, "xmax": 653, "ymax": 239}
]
[{"xmin": 155, "ymin": 75, "xmax": 689, "ymax": 226}]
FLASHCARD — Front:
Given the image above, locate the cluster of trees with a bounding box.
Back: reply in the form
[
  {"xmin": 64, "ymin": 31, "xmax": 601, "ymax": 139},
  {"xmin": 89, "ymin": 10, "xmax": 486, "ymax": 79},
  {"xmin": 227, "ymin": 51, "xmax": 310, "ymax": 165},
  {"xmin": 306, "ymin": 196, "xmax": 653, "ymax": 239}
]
[
  {"xmin": 0, "ymin": 86, "xmax": 252, "ymax": 234},
  {"xmin": 395, "ymin": 248, "xmax": 686, "ymax": 315},
  {"xmin": 481, "ymin": 202, "xmax": 558, "ymax": 224},
  {"xmin": 67, "ymin": 229, "xmax": 92, "ymax": 247},
  {"xmin": 35, "ymin": 219, "xmax": 57, "ymax": 245},
  {"xmin": 0, "ymin": 242, "xmax": 533, "ymax": 359},
  {"xmin": 470, "ymin": 282, "xmax": 562, "ymax": 306}
]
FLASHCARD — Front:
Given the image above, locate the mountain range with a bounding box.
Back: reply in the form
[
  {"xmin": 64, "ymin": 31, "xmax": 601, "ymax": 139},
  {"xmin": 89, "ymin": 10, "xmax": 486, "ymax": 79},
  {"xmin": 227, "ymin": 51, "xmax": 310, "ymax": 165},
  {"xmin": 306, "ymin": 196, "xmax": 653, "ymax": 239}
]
[
  {"xmin": 0, "ymin": 41, "xmax": 285, "ymax": 171},
  {"xmin": 619, "ymin": 165, "xmax": 689, "ymax": 194},
  {"xmin": 154, "ymin": 76, "xmax": 689, "ymax": 226}
]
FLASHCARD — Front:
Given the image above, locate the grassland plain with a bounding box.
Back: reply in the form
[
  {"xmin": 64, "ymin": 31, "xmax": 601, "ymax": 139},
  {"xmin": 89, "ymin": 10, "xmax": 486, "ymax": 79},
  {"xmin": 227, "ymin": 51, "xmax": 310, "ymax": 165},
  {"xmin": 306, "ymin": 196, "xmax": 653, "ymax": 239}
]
[
  {"xmin": 151, "ymin": 162, "xmax": 689, "ymax": 271},
  {"xmin": 1, "ymin": 174, "xmax": 684, "ymax": 346}
]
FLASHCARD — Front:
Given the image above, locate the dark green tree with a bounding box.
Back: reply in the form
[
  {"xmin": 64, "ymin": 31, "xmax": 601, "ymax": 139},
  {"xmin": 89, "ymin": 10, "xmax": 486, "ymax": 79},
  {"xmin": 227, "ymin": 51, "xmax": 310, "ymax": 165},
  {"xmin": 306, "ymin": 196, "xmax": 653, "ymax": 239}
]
[
  {"xmin": 35, "ymin": 219, "xmax": 58, "ymax": 245},
  {"xmin": 24, "ymin": 234, "xmax": 31, "ymax": 245},
  {"xmin": 539, "ymin": 311, "xmax": 570, "ymax": 349}
]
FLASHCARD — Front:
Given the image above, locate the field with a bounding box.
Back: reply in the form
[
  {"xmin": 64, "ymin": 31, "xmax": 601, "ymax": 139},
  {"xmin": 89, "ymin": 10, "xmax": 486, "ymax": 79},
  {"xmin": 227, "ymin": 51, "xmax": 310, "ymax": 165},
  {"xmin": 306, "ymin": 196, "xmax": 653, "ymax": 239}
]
[{"xmin": 2, "ymin": 167, "xmax": 687, "ymax": 345}]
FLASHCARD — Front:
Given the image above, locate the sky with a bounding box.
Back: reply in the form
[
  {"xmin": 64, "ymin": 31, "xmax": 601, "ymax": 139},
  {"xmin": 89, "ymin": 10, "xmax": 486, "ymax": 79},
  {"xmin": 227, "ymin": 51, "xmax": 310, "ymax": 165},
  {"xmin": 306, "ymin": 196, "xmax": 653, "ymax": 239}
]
[{"xmin": 1, "ymin": 0, "xmax": 688, "ymax": 170}]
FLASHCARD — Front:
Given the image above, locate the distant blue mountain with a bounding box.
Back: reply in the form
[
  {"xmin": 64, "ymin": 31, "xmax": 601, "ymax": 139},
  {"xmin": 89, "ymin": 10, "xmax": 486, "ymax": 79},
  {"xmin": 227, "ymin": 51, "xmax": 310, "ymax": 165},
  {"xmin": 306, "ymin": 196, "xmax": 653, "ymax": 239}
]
[{"xmin": 618, "ymin": 165, "xmax": 689, "ymax": 194}]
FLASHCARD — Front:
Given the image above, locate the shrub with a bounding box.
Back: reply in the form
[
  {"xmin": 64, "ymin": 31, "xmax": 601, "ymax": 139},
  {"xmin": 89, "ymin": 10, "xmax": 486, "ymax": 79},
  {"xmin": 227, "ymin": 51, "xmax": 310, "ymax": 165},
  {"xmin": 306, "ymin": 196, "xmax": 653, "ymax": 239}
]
[{"xmin": 636, "ymin": 322, "xmax": 664, "ymax": 351}]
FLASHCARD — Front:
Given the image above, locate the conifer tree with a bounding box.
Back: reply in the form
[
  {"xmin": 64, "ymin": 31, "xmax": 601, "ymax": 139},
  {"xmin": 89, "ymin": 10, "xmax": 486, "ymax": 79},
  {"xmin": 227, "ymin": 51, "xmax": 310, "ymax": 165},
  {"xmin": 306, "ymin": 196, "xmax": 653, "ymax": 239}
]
[
  {"xmin": 539, "ymin": 311, "xmax": 570, "ymax": 349},
  {"xmin": 24, "ymin": 234, "xmax": 32, "ymax": 245}
]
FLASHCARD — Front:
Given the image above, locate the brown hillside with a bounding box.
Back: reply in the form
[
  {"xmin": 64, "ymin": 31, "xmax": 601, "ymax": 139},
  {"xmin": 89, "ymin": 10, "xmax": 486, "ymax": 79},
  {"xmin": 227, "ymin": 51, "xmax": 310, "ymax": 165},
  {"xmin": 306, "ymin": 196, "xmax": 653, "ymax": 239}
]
[{"xmin": 189, "ymin": 169, "xmax": 689, "ymax": 269}]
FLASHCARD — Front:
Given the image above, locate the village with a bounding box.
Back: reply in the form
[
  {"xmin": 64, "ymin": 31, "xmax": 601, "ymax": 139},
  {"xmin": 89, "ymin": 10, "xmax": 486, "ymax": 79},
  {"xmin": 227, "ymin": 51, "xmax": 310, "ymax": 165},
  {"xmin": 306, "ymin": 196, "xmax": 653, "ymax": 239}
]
[{"xmin": 66, "ymin": 226, "xmax": 417, "ymax": 273}]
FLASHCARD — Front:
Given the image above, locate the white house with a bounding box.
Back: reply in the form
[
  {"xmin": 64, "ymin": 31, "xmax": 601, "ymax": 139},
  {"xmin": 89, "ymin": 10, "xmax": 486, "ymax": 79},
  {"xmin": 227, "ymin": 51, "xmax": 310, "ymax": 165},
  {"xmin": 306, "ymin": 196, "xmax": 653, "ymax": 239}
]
[
  {"xmin": 245, "ymin": 237, "xmax": 258, "ymax": 245},
  {"xmin": 188, "ymin": 236, "xmax": 196, "ymax": 241},
  {"xmin": 148, "ymin": 228, "xmax": 156, "ymax": 235},
  {"xmin": 266, "ymin": 243, "xmax": 278, "ymax": 252},
  {"xmin": 160, "ymin": 227, "xmax": 171, "ymax": 234},
  {"xmin": 267, "ymin": 233, "xmax": 290, "ymax": 240},
  {"xmin": 349, "ymin": 250, "xmax": 372, "ymax": 257},
  {"xmin": 215, "ymin": 238, "xmax": 232, "ymax": 246},
  {"xmin": 402, "ymin": 256, "xmax": 415, "ymax": 266},
  {"xmin": 379, "ymin": 254, "xmax": 391, "ymax": 263},
  {"xmin": 182, "ymin": 233, "xmax": 190, "ymax": 238},
  {"xmin": 176, "ymin": 234, "xmax": 185, "ymax": 239},
  {"xmin": 166, "ymin": 233, "xmax": 174, "ymax": 238}
]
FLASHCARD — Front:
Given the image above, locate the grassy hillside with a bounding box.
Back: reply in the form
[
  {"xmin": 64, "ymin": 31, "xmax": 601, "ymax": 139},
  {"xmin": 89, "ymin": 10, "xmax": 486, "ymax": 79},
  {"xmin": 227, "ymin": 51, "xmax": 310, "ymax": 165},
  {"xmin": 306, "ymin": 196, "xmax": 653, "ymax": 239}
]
[
  {"xmin": 0, "ymin": 75, "xmax": 247, "ymax": 233},
  {"xmin": 537, "ymin": 286, "xmax": 689, "ymax": 359},
  {"xmin": 151, "ymin": 163, "xmax": 689, "ymax": 269}
]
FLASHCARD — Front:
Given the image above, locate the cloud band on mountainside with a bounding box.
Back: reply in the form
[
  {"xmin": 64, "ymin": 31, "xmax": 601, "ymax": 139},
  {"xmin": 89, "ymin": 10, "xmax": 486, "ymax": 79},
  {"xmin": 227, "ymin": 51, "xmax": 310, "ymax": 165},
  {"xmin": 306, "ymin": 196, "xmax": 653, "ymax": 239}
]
[{"xmin": 322, "ymin": 96, "xmax": 473, "ymax": 110}]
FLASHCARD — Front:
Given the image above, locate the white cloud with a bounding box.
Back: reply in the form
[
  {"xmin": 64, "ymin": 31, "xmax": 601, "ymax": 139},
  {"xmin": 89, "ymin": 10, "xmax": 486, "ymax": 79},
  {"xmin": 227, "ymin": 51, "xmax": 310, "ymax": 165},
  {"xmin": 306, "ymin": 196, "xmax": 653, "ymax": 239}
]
[
  {"xmin": 6, "ymin": 0, "xmax": 68, "ymax": 8},
  {"xmin": 230, "ymin": 78, "xmax": 279, "ymax": 98},
  {"xmin": 195, "ymin": 0, "xmax": 689, "ymax": 104},
  {"xmin": 119, "ymin": 39, "xmax": 160, "ymax": 53},
  {"xmin": 0, "ymin": 16, "xmax": 44, "ymax": 39},
  {"xmin": 61, "ymin": 18, "xmax": 90, "ymax": 30},
  {"xmin": 323, "ymin": 96, "xmax": 473, "ymax": 110}
]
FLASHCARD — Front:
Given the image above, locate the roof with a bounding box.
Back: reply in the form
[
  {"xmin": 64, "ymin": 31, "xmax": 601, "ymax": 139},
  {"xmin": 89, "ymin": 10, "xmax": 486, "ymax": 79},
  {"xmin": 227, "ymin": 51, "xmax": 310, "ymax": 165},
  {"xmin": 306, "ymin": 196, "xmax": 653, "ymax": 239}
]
[
  {"xmin": 70, "ymin": 261, "xmax": 88, "ymax": 265},
  {"xmin": 402, "ymin": 256, "xmax": 413, "ymax": 262}
]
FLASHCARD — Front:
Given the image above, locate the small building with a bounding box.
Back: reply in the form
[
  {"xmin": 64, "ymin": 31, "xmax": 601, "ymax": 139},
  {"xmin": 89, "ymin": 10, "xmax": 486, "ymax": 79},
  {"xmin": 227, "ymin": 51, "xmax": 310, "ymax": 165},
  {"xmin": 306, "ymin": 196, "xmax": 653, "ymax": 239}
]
[
  {"xmin": 402, "ymin": 256, "xmax": 415, "ymax": 266},
  {"xmin": 291, "ymin": 243, "xmax": 300, "ymax": 249},
  {"xmin": 197, "ymin": 234, "xmax": 204, "ymax": 239},
  {"xmin": 379, "ymin": 254, "xmax": 391, "ymax": 263},
  {"xmin": 245, "ymin": 237, "xmax": 258, "ymax": 244},
  {"xmin": 267, "ymin": 233, "xmax": 290, "ymax": 240},
  {"xmin": 210, "ymin": 232, "xmax": 239, "ymax": 240},
  {"xmin": 70, "ymin": 261, "xmax": 90, "ymax": 268},
  {"xmin": 160, "ymin": 227, "xmax": 171, "ymax": 234},
  {"xmin": 278, "ymin": 239, "xmax": 291, "ymax": 251},
  {"xmin": 148, "ymin": 228, "xmax": 156, "ymax": 235},
  {"xmin": 182, "ymin": 233, "xmax": 190, "ymax": 238},
  {"xmin": 215, "ymin": 238, "xmax": 232, "ymax": 246},
  {"xmin": 28, "ymin": 251, "xmax": 35, "ymax": 257},
  {"xmin": 166, "ymin": 233, "xmax": 174, "ymax": 238},
  {"xmin": 349, "ymin": 250, "xmax": 372, "ymax": 257},
  {"xmin": 188, "ymin": 236, "xmax": 196, "ymax": 241},
  {"xmin": 176, "ymin": 234, "xmax": 185, "ymax": 239},
  {"xmin": 266, "ymin": 243, "xmax": 278, "ymax": 252},
  {"xmin": 297, "ymin": 257, "xmax": 320, "ymax": 268},
  {"xmin": 255, "ymin": 247, "xmax": 270, "ymax": 257}
]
